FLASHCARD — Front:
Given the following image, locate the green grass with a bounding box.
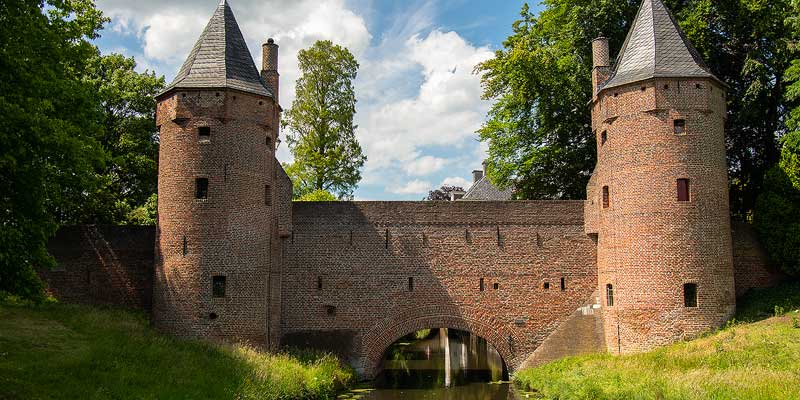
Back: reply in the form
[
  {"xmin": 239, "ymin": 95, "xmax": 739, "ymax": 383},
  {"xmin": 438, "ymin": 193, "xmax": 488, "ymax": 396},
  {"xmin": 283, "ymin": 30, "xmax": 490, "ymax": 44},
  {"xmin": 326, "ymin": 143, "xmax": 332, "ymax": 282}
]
[
  {"xmin": 514, "ymin": 281, "xmax": 800, "ymax": 400},
  {"xmin": 0, "ymin": 300, "xmax": 354, "ymax": 400}
]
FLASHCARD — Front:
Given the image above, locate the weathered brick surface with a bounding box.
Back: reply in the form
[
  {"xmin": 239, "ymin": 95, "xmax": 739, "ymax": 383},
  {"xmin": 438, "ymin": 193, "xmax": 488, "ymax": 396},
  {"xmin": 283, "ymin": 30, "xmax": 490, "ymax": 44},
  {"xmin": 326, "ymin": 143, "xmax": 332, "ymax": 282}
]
[
  {"xmin": 282, "ymin": 201, "xmax": 599, "ymax": 377},
  {"xmin": 731, "ymin": 221, "xmax": 786, "ymax": 296},
  {"xmin": 40, "ymin": 225, "xmax": 154, "ymax": 310},
  {"xmin": 152, "ymin": 88, "xmax": 282, "ymax": 347},
  {"xmin": 588, "ymin": 79, "xmax": 736, "ymax": 353}
]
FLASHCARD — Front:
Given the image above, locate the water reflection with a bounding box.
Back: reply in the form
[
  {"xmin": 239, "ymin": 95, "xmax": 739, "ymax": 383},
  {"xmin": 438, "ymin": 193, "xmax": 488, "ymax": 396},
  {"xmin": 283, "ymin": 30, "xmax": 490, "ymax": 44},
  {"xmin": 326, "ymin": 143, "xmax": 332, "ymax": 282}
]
[
  {"xmin": 341, "ymin": 382, "xmax": 523, "ymax": 400},
  {"xmin": 375, "ymin": 328, "xmax": 508, "ymax": 389}
]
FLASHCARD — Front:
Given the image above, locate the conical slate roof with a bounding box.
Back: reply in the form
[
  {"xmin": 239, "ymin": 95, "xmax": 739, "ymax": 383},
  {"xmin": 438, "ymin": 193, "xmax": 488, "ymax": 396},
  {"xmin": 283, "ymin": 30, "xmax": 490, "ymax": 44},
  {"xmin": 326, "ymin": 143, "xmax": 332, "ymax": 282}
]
[
  {"xmin": 602, "ymin": 0, "xmax": 722, "ymax": 90},
  {"xmin": 159, "ymin": 0, "xmax": 272, "ymax": 98}
]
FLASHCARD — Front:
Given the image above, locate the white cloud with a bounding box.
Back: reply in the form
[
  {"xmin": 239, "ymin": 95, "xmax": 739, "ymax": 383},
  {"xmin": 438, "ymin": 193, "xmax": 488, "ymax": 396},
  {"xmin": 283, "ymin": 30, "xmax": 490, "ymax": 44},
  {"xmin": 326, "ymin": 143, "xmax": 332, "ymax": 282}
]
[
  {"xmin": 441, "ymin": 176, "xmax": 471, "ymax": 189},
  {"xmin": 388, "ymin": 179, "xmax": 432, "ymax": 195},
  {"xmin": 404, "ymin": 155, "xmax": 449, "ymax": 176},
  {"xmin": 96, "ymin": 0, "xmax": 371, "ymax": 107}
]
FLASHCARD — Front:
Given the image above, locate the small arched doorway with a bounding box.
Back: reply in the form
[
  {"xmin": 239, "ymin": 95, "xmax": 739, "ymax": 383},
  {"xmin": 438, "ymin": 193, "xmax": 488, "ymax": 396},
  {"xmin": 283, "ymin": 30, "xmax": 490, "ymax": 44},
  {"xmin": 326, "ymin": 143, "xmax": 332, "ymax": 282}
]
[{"xmin": 376, "ymin": 328, "xmax": 509, "ymax": 388}]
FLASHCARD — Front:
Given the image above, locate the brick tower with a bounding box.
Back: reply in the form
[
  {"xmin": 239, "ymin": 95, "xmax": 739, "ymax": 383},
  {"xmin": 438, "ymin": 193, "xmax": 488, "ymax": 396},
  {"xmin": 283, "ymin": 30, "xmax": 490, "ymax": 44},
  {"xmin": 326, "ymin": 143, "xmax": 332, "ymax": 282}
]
[
  {"xmin": 585, "ymin": 0, "xmax": 735, "ymax": 353},
  {"xmin": 152, "ymin": 0, "xmax": 282, "ymax": 346}
]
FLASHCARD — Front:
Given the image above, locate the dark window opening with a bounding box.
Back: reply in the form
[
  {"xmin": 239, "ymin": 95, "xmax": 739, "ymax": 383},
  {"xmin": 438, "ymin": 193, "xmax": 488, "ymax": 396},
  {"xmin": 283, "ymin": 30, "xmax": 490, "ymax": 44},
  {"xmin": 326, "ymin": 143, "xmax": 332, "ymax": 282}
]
[
  {"xmin": 493, "ymin": 282, "xmax": 499, "ymax": 290},
  {"xmin": 601, "ymin": 131, "xmax": 607, "ymax": 146},
  {"xmin": 325, "ymin": 305, "xmax": 336, "ymax": 316},
  {"xmin": 677, "ymin": 179, "xmax": 690, "ymax": 202},
  {"xmin": 266, "ymin": 136, "xmax": 273, "ymax": 148},
  {"xmin": 195, "ymin": 178, "xmax": 208, "ymax": 199},
  {"xmin": 479, "ymin": 278, "xmax": 485, "ymax": 292},
  {"xmin": 198, "ymin": 126, "xmax": 211, "ymax": 138},
  {"xmin": 674, "ymin": 119, "xmax": 686, "ymax": 135},
  {"xmin": 695, "ymin": 84, "xmax": 702, "ymax": 89},
  {"xmin": 212, "ymin": 276, "xmax": 226, "ymax": 298},
  {"xmin": 641, "ymin": 86, "xmax": 646, "ymax": 91},
  {"xmin": 182, "ymin": 236, "xmax": 188, "ymax": 256},
  {"xmin": 602, "ymin": 186, "xmax": 610, "ymax": 208},
  {"xmin": 408, "ymin": 277, "xmax": 414, "ymax": 292},
  {"xmin": 209, "ymin": 312, "xmax": 218, "ymax": 320},
  {"xmin": 606, "ymin": 284, "xmax": 614, "ymax": 307},
  {"xmin": 543, "ymin": 282, "xmax": 550, "ymax": 290},
  {"xmin": 684, "ymin": 283, "xmax": 698, "ymax": 307},
  {"xmin": 560, "ymin": 277, "xmax": 566, "ymax": 291},
  {"xmin": 317, "ymin": 276, "xmax": 322, "ymax": 290},
  {"xmin": 265, "ymin": 185, "xmax": 272, "ymax": 206},
  {"xmin": 664, "ymin": 84, "xmax": 670, "ymax": 90}
]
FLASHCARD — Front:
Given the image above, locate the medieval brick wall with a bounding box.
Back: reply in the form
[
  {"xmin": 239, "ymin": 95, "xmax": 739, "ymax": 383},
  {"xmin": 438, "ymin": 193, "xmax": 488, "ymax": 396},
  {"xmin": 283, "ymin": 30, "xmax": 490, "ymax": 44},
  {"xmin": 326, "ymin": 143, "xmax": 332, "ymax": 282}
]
[
  {"xmin": 731, "ymin": 221, "xmax": 786, "ymax": 296},
  {"xmin": 152, "ymin": 88, "xmax": 279, "ymax": 346},
  {"xmin": 589, "ymin": 78, "xmax": 736, "ymax": 354},
  {"xmin": 40, "ymin": 225, "xmax": 155, "ymax": 310},
  {"xmin": 282, "ymin": 201, "xmax": 600, "ymax": 377}
]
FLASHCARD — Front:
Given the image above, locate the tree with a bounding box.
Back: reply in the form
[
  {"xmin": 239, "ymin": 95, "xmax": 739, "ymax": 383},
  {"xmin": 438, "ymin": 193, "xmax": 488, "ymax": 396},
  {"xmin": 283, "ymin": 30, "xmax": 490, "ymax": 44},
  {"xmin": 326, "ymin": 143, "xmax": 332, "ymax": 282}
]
[
  {"xmin": 478, "ymin": 0, "xmax": 797, "ymax": 216},
  {"xmin": 0, "ymin": 0, "xmax": 107, "ymax": 301},
  {"xmin": 283, "ymin": 40, "xmax": 366, "ymax": 200},
  {"xmin": 425, "ymin": 185, "xmax": 465, "ymax": 201},
  {"xmin": 78, "ymin": 53, "xmax": 164, "ymax": 225},
  {"xmin": 753, "ymin": 132, "xmax": 800, "ymax": 276},
  {"xmin": 296, "ymin": 190, "xmax": 338, "ymax": 202}
]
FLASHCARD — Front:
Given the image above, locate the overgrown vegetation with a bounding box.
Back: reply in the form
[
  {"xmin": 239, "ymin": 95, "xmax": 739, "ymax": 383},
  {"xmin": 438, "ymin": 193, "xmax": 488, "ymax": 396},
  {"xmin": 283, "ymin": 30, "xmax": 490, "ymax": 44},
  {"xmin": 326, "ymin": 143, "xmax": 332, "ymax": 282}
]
[
  {"xmin": 0, "ymin": 300, "xmax": 354, "ymax": 399},
  {"xmin": 514, "ymin": 282, "xmax": 800, "ymax": 400}
]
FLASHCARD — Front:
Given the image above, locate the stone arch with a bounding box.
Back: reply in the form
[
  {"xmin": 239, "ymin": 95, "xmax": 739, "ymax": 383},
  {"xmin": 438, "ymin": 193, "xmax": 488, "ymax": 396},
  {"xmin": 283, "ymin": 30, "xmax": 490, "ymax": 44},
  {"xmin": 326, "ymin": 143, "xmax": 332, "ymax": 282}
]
[{"xmin": 360, "ymin": 311, "xmax": 518, "ymax": 379}]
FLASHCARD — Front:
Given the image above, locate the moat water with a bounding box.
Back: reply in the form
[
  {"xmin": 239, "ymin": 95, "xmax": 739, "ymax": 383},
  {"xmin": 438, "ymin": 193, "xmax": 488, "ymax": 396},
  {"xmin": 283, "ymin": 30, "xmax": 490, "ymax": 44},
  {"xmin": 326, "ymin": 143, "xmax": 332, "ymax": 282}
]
[{"xmin": 339, "ymin": 329, "xmax": 526, "ymax": 400}]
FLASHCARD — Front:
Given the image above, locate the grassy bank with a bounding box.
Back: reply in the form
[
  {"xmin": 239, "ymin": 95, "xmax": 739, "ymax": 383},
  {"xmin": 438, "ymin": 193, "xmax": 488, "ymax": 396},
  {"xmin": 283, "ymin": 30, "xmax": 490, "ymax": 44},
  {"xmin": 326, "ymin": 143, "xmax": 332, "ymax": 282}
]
[
  {"xmin": 0, "ymin": 301, "xmax": 353, "ymax": 399},
  {"xmin": 515, "ymin": 281, "xmax": 800, "ymax": 400}
]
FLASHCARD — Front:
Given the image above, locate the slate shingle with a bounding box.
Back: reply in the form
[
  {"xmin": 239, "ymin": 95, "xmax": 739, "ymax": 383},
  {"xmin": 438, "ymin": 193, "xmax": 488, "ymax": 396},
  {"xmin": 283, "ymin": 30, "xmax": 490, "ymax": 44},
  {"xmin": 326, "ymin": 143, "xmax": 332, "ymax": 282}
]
[
  {"xmin": 159, "ymin": 0, "xmax": 272, "ymax": 98},
  {"xmin": 602, "ymin": 0, "xmax": 722, "ymax": 90}
]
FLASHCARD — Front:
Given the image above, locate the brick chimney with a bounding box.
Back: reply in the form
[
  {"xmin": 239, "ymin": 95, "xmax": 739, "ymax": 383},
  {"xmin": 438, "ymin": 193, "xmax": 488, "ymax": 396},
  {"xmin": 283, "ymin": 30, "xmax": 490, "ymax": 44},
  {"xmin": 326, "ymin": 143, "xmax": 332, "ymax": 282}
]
[
  {"xmin": 592, "ymin": 37, "xmax": 611, "ymax": 95},
  {"xmin": 472, "ymin": 170, "xmax": 484, "ymax": 183},
  {"xmin": 261, "ymin": 38, "xmax": 279, "ymax": 103}
]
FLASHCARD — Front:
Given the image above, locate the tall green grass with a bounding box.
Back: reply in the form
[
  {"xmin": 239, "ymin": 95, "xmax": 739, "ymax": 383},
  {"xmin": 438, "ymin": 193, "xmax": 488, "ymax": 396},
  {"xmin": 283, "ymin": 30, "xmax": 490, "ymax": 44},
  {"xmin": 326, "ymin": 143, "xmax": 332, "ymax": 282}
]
[
  {"xmin": 0, "ymin": 301, "xmax": 353, "ymax": 399},
  {"xmin": 514, "ymin": 281, "xmax": 800, "ymax": 400}
]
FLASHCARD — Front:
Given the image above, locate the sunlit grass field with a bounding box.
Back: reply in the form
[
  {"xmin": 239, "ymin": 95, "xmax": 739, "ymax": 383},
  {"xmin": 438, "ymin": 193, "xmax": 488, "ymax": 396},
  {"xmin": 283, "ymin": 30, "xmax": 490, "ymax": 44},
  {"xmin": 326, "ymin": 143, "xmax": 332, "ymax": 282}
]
[
  {"xmin": 0, "ymin": 300, "xmax": 353, "ymax": 400},
  {"xmin": 514, "ymin": 281, "xmax": 800, "ymax": 400}
]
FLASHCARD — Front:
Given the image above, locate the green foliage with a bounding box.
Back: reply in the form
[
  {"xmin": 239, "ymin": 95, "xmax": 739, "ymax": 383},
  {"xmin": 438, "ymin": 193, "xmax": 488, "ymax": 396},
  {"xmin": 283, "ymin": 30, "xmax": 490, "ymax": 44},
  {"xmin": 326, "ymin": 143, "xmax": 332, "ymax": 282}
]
[
  {"xmin": 0, "ymin": 0, "xmax": 108, "ymax": 301},
  {"xmin": 515, "ymin": 313, "xmax": 800, "ymax": 398},
  {"xmin": 754, "ymin": 132, "xmax": 800, "ymax": 276},
  {"xmin": 0, "ymin": 302, "xmax": 354, "ymax": 399},
  {"xmin": 296, "ymin": 189, "xmax": 338, "ymax": 202},
  {"xmin": 126, "ymin": 193, "xmax": 158, "ymax": 225},
  {"xmin": 734, "ymin": 281, "xmax": 800, "ymax": 322},
  {"xmin": 283, "ymin": 40, "xmax": 366, "ymax": 200},
  {"xmin": 480, "ymin": 0, "xmax": 798, "ymax": 211},
  {"xmin": 77, "ymin": 53, "xmax": 164, "ymax": 225}
]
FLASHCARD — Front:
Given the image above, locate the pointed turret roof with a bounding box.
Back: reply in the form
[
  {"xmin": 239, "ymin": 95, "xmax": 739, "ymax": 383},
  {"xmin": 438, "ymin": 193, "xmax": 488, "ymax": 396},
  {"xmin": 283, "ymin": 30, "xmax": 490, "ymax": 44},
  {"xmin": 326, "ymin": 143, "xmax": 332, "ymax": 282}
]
[
  {"xmin": 159, "ymin": 0, "xmax": 272, "ymax": 98},
  {"xmin": 602, "ymin": 0, "xmax": 721, "ymax": 90}
]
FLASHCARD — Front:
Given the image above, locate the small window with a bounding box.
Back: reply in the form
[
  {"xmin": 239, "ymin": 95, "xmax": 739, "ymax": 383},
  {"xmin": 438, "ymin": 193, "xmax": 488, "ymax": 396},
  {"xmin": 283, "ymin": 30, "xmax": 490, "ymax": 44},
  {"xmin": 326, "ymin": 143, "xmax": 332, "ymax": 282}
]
[
  {"xmin": 602, "ymin": 186, "xmax": 610, "ymax": 208},
  {"xmin": 493, "ymin": 282, "xmax": 499, "ymax": 290},
  {"xmin": 664, "ymin": 84, "xmax": 670, "ymax": 90},
  {"xmin": 196, "ymin": 178, "xmax": 208, "ymax": 199},
  {"xmin": 198, "ymin": 126, "xmax": 211, "ymax": 138},
  {"xmin": 325, "ymin": 305, "xmax": 336, "ymax": 316},
  {"xmin": 212, "ymin": 276, "xmax": 226, "ymax": 298},
  {"xmin": 317, "ymin": 276, "xmax": 322, "ymax": 290},
  {"xmin": 408, "ymin": 277, "xmax": 414, "ymax": 292},
  {"xmin": 560, "ymin": 277, "xmax": 566, "ymax": 291},
  {"xmin": 677, "ymin": 179, "xmax": 690, "ymax": 202},
  {"xmin": 601, "ymin": 131, "xmax": 607, "ymax": 146},
  {"xmin": 674, "ymin": 119, "xmax": 686, "ymax": 135},
  {"xmin": 606, "ymin": 284, "xmax": 614, "ymax": 307},
  {"xmin": 543, "ymin": 282, "xmax": 550, "ymax": 290},
  {"xmin": 695, "ymin": 84, "xmax": 702, "ymax": 89},
  {"xmin": 684, "ymin": 283, "xmax": 698, "ymax": 307},
  {"xmin": 479, "ymin": 278, "xmax": 485, "ymax": 292},
  {"xmin": 266, "ymin": 136, "xmax": 273, "ymax": 148},
  {"xmin": 265, "ymin": 185, "xmax": 272, "ymax": 206},
  {"xmin": 182, "ymin": 236, "xmax": 188, "ymax": 256}
]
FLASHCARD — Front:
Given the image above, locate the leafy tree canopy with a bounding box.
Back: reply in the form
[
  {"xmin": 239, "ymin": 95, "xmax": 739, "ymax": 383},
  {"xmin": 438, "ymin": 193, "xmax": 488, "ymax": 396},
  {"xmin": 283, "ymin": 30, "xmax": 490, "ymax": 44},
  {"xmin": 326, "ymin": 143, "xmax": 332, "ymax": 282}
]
[
  {"xmin": 283, "ymin": 40, "xmax": 366, "ymax": 200},
  {"xmin": 296, "ymin": 190, "xmax": 338, "ymax": 202},
  {"xmin": 0, "ymin": 0, "xmax": 108, "ymax": 301},
  {"xmin": 478, "ymin": 0, "xmax": 798, "ymax": 217}
]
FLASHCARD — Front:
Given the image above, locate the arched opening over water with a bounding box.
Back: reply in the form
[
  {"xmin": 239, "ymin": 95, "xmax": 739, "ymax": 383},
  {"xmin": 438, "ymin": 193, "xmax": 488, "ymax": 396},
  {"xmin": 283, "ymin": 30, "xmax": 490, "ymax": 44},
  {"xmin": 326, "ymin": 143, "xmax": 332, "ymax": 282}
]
[{"xmin": 376, "ymin": 328, "xmax": 509, "ymax": 389}]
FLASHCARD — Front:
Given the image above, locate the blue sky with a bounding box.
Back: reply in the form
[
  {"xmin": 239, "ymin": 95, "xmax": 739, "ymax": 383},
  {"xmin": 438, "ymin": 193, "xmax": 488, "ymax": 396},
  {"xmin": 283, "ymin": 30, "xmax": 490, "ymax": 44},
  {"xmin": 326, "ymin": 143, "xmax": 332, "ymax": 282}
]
[{"xmin": 93, "ymin": 0, "xmax": 540, "ymax": 200}]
